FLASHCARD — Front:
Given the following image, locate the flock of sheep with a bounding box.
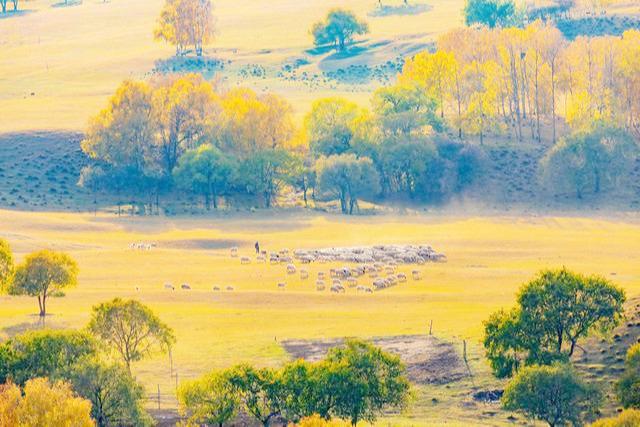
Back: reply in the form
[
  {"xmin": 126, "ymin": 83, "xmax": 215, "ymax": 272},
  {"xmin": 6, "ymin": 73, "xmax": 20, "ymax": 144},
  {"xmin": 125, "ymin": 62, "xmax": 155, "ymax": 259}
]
[{"xmin": 233, "ymin": 244, "xmax": 446, "ymax": 294}]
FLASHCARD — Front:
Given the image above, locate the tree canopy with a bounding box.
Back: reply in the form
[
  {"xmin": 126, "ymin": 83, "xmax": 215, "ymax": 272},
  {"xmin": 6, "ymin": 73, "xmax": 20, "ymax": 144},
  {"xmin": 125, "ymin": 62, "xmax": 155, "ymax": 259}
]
[
  {"xmin": 87, "ymin": 298, "xmax": 176, "ymax": 371},
  {"xmin": 155, "ymin": 0, "xmax": 215, "ymax": 56},
  {"xmin": 0, "ymin": 378, "xmax": 94, "ymax": 427},
  {"xmin": 502, "ymin": 363, "xmax": 601, "ymax": 427},
  {"xmin": 7, "ymin": 250, "xmax": 79, "ymax": 317},
  {"xmin": 483, "ymin": 268, "xmax": 625, "ymax": 377},
  {"xmin": 463, "ymin": 0, "xmax": 519, "ymax": 28},
  {"xmin": 311, "ymin": 9, "xmax": 369, "ymax": 52},
  {"xmin": 0, "ymin": 238, "xmax": 12, "ymax": 290}
]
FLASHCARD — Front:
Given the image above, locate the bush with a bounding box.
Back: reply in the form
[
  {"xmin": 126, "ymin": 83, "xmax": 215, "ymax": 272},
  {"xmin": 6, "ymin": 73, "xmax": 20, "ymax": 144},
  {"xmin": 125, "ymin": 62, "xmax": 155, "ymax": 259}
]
[
  {"xmin": 592, "ymin": 409, "xmax": 640, "ymax": 427},
  {"xmin": 502, "ymin": 363, "xmax": 601, "ymax": 427},
  {"xmin": 617, "ymin": 343, "xmax": 640, "ymax": 408}
]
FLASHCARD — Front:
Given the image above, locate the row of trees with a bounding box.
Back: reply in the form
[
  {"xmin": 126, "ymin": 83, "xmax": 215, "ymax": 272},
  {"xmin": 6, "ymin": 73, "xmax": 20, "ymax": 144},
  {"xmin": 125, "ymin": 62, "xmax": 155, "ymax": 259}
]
[
  {"xmin": 480, "ymin": 268, "xmax": 640, "ymax": 426},
  {"xmin": 155, "ymin": 0, "xmax": 215, "ymax": 56},
  {"xmin": 81, "ymin": 73, "xmax": 482, "ymax": 214},
  {"xmin": 0, "ymin": 296, "xmax": 175, "ymax": 427},
  {"xmin": 178, "ymin": 339, "xmax": 410, "ymax": 426},
  {"xmin": 400, "ymin": 25, "xmax": 640, "ymax": 144}
]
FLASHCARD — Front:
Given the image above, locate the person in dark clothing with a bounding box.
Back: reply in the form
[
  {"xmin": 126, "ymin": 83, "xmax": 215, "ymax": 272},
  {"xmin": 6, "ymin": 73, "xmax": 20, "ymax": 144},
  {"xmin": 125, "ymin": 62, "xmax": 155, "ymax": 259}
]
[{"xmin": 255, "ymin": 241, "xmax": 260, "ymax": 254}]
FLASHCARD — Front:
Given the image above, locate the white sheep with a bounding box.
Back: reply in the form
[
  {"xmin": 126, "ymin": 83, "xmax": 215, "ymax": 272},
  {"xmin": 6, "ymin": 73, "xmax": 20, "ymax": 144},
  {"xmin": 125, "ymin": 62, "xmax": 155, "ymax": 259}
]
[
  {"xmin": 181, "ymin": 284, "xmax": 191, "ymax": 290},
  {"xmin": 286, "ymin": 264, "xmax": 296, "ymax": 274},
  {"xmin": 241, "ymin": 257, "xmax": 251, "ymax": 265}
]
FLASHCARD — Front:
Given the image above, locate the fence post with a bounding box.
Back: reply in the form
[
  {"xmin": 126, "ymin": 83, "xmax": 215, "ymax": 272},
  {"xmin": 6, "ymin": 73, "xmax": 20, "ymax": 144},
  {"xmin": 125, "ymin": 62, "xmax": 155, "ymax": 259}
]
[
  {"xmin": 157, "ymin": 384, "xmax": 160, "ymax": 410},
  {"xmin": 429, "ymin": 320, "xmax": 433, "ymax": 335}
]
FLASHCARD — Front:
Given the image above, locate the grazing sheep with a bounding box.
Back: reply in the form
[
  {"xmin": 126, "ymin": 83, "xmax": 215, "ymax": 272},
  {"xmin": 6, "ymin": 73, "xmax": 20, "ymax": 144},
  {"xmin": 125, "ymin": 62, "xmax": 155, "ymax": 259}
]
[
  {"xmin": 373, "ymin": 278, "xmax": 386, "ymax": 290},
  {"xmin": 316, "ymin": 283, "xmax": 326, "ymax": 291},
  {"xmin": 286, "ymin": 264, "xmax": 296, "ymax": 274},
  {"xmin": 347, "ymin": 278, "xmax": 358, "ymax": 287},
  {"xmin": 164, "ymin": 283, "xmax": 174, "ymax": 290},
  {"xmin": 356, "ymin": 285, "xmax": 365, "ymax": 292},
  {"xmin": 397, "ymin": 273, "xmax": 407, "ymax": 283},
  {"xmin": 364, "ymin": 287, "xmax": 374, "ymax": 293},
  {"xmin": 181, "ymin": 284, "xmax": 191, "ymax": 290},
  {"xmin": 329, "ymin": 269, "xmax": 338, "ymax": 278},
  {"xmin": 241, "ymin": 257, "xmax": 251, "ymax": 265},
  {"xmin": 317, "ymin": 272, "xmax": 326, "ymax": 279},
  {"xmin": 230, "ymin": 247, "xmax": 239, "ymax": 258},
  {"xmin": 368, "ymin": 272, "xmax": 378, "ymax": 279},
  {"xmin": 213, "ymin": 286, "xmax": 221, "ymax": 291},
  {"xmin": 300, "ymin": 269, "xmax": 309, "ymax": 280},
  {"xmin": 412, "ymin": 270, "xmax": 421, "ymax": 280},
  {"xmin": 316, "ymin": 280, "xmax": 325, "ymax": 287},
  {"xmin": 256, "ymin": 255, "xmax": 266, "ymax": 263},
  {"xmin": 226, "ymin": 286, "xmax": 234, "ymax": 291},
  {"xmin": 135, "ymin": 286, "xmax": 140, "ymax": 292},
  {"xmin": 332, "ymin": 279, "xmax": 342, "ymax": 287},
  {"xmin": 330, "ymin": 284, "xmax": 345, "ymax": 293},
  {"xmin": 278, "ymin": 282, "xmax": 286, "ymax": 290}
]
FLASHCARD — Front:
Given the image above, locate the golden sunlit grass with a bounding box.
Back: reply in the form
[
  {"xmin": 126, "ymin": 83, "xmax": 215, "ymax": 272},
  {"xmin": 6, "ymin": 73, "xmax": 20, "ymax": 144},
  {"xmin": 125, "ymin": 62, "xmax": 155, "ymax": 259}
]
[
  {"xmin": 1, "ymin": 209, "xmax": 639, "ymax": 424},
  {"xmin": 0, "ymin": 0, "xmax": 464, "ymax": 132}
]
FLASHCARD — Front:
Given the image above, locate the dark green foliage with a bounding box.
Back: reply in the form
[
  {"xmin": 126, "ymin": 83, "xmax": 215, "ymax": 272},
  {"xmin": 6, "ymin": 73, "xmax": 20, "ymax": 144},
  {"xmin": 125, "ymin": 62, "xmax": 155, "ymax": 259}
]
[
  {"xmin": 463, "ymin": 0, "xmax": 519, "ymax": 28},
  {"xmin": 502, "ymin": 363, "xmax": 602, "ymax": 427},
  {"xmin": 67, "ymin": 357, "xmax": 152, "ymax": 427},
  {"xmin": 311, "ymin": 9, "xmax": 369, "ymax": 51},
  {"xmin": 238, "ymin": 148, "xmax": 297, "ymax": 208},
  {"xmin": 483, "ymin": 268, "xmax": 625, "ymax": 377},
  {"xmin": 0, "ymin": 329, "xmax": 97, "ymax": 385},
  {"xmin": 617, "ymin": 344, "xmax": 640, "ymax": 409}
]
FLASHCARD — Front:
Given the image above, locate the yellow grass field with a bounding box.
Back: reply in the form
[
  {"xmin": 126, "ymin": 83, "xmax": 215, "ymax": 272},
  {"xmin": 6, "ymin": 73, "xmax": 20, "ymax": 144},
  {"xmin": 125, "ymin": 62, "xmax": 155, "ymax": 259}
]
[
  {"xmin": 1, "ymin": 208, "xmax": 639, "ymax": 424},
  {"xmin": 0, "ymin": 0, "xmax": 464, "ymax": 132}
]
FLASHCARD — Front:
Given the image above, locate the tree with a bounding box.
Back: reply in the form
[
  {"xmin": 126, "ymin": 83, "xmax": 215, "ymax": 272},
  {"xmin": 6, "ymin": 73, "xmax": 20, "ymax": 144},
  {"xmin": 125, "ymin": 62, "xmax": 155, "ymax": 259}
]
[
  {"xmin": 463, "ymin": 0, "xmax": 518, "ymax": 29},
  {"xmin": 227, "ymin": 364, "xmax": 284, "ymax": 427},
  {"xmin": 173, "ymin": 144, "xmax": 235, "ymax": 210},
  {"xmin": 87, "ymin": 298, "xmax": 175, "ymax": 371},
  {"xmin": 7, "ymin": 250, "xmax": 79, "ymax": 317},
  {"xmin": 592, "ymin": 409, "xmax": 640, "ymax": 427},
  {"xmin": 239, "ymin": 148, "xmax": 296, "ymax": 208},
  {"xmin": 178, "ymin": 370, "xmax": 239, "ymax": 427},
  {"xmin": 297, "ymin": 415, "xmax": 350, "ymax": 427},
  {"xmin": 0, "ymin": 378, "xmax": 94, "ymax": 427},
  {"xmin": 541, "ymin": 126, "xmax": 638, "ymax": 199},
  {"xmin": 0, "ymin": 330, "xmax": 97, "ymax": 386},
  {"xmin": 324, "ymin": 339, "xmax": 410, "ymax": 426},
  {"xmin": 316, "ymin": 154, "xmax": 380, "ymax": 215},
  {"xmin": 0, "ymin": 238, "xmax": 12, "ymax": 289},
  {"xmin": 67, "ymin": 357, "xmax": 151, "ymax": 427},
  {"xmin": 616, "ymin": 343, "xmax": 640, "ymax": 409},
  {"xmin": 155, "ymin": 0, "xmax": 215, "ymax": 56},
  {"xmin": 153, "ymin": 74, "xmax": 221, "ymax": 175},
  {"xmin": 372, "ymin": 84, "xmax": 444, "ymax": 137},
  {"xmin": 483, "ymin": 268, "xmax": 625, "ymax": 377},
  {"xmin": 311, "ymin": 9, "xmax": 369, "ymax": 52},
  {"xmin": 81, "ymin": 80, "xmax": 160, "ymax": 200},
  {"xmin": 304, "ymin": 98, "xmax": 368, "ymax": 157},
  {"xmin": 379, "ymin": 140, "xmax": 444, "ymax": 200},
  {"xmin": 502, "ymin": 364, "xmax": 601, "ymax": 427}
]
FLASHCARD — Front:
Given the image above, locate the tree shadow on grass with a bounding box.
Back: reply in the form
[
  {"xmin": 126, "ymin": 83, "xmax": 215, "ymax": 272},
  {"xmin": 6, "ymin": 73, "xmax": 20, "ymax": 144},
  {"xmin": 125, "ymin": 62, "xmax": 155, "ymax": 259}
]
[
  {"xmin": 0, "ymin": 9, "xmax": 33, "ymax": 19},
  {"xmin": 369, "ymin": 3, "xmax": 432, "ymax": 17},
  {"xmin": 51, "ymin": 0, "xmax": 82, "ymax": 8}
]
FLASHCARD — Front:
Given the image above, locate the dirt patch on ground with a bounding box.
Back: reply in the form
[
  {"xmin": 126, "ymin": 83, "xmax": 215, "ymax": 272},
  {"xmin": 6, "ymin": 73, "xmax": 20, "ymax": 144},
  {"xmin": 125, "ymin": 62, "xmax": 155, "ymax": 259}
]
[{"xmin": 282, "ymin": 334, "xmax": 468, "ymax": 385}]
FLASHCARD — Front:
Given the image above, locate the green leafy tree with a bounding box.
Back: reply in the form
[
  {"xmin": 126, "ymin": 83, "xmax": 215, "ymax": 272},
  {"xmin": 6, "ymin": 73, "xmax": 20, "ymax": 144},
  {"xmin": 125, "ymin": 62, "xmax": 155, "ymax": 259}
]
[
  {"xmin": 304, "ymin": 98, "xmax": 368, "ymax": 157},
  {"xmin": 0, "ymin": 330, "xmax": 97, "ymax": 385},
  {"xmin": 239, "ymin": 148, "xmax": 296, "ymax": 208},
  {"xmin": 68, "ymin": 357, "xmax": 152, "ymax": 427},
  {"xmin": 227, "ymin": 364, "xmax": 284, "ymax": 427},
  {"xmin": 616, "ymin": 343, "xmax": 640, "ymax": 409},
  {"xmin": 379, "ymin": 140, "xmax": 444, "ymax": 200},
  {"xmin": 483, "ymin": 268, "xmax": 625, "ymax": 377},
  {"xmin": 325, "ymin": 339, "xmax": 410, "ymax": 426},
  {"xmin": 87, "ymin": 298, "xmax": 175, "ymax": 371},
  {"xmin": 372, "ymin": 84, "xmax": 444, "ymax": 137},
  {"xmin": 316, "ymin": 154, "xmax": 380, "ymax": 215},
  {"xmin": 502, "ymin": 363, "xmax": 601, "ymax": 427},
  {"xmin": 178, "ymin": 370, "xmax": 239, "ymax": 427},
  {"xmin": 0, "ymin": 238, "xmax": 13, "ymax": 289},
  {"xmin": 311, "ymin": 9, "xmax": 369, "ymax": 51},
  {"xmin": 7, "ymin": 250, "xmax": 79, "ymax": 317},
  {"xmin": 173, "ymin": 144, "xmax": 235, "ymax": 210},
  {"xmin": 541, "ymin": 127, "xmax": 638, "ymax": 199},
  {"xmin": 463, "ymin": 0, "xmax": 518, "ymax": 28}
]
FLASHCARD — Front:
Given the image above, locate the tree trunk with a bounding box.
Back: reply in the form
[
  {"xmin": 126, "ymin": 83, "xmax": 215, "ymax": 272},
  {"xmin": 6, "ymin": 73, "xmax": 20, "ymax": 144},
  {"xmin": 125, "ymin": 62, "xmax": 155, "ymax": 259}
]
[{"xmin": 40, "ymin": 294, "xmax": 47, "ymax": 317}]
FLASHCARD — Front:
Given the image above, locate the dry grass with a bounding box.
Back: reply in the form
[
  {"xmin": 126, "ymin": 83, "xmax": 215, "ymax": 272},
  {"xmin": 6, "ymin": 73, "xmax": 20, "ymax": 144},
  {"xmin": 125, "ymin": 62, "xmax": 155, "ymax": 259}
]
[
  {"xmin": 1, "ymin": 209, "xmax": 639, "ymax": 424},
  {"xmin": 0, "ymin": 0, "xmax": 464, "ymax": 132}
]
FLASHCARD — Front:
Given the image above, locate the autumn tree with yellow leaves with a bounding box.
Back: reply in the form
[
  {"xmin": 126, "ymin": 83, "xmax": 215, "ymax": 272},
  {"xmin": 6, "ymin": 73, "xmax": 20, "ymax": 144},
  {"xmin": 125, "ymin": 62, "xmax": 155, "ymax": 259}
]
[{"xmin": 155, "ymin": 0, "xmax": 215, "ymax": 56}]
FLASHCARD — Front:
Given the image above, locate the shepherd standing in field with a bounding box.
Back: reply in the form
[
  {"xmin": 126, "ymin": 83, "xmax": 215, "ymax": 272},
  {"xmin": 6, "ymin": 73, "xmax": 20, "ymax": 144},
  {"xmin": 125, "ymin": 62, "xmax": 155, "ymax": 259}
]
[{"xmin": 255, "ymin": 241, "xmax": 260, "ymax": 254}]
